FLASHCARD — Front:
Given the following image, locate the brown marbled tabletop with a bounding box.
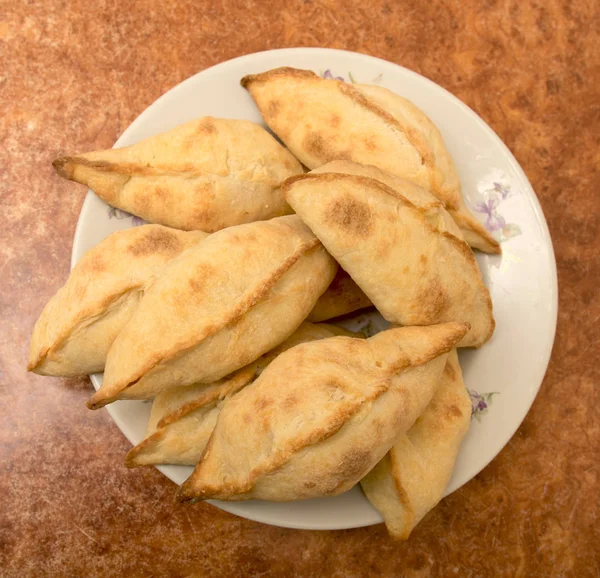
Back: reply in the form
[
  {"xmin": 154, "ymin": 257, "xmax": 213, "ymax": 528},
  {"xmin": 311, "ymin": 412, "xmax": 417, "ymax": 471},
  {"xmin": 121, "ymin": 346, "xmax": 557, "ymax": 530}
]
[{"xmin": 1, "ymin": 1, "xmax": 598, "ymax": 576}]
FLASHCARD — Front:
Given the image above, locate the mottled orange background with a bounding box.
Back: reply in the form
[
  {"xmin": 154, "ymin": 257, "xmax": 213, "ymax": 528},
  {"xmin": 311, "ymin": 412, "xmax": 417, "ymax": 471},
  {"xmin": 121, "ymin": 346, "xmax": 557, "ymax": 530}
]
[{"xmin": 1, "ymin": 1, "xmax": 598, "ymax": 576}]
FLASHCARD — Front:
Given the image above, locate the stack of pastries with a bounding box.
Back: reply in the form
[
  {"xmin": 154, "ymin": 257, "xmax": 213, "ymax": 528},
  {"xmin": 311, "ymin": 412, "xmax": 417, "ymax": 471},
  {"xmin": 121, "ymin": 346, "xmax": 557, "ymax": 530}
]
[{"xmin": 29, "ymin": 67, "xmax": 499, "ymax": 540}]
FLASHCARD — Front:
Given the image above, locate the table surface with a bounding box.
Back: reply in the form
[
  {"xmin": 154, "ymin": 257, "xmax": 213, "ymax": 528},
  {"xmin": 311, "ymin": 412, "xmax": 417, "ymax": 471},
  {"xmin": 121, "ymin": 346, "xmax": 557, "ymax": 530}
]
[{"xmin": 1, "ymin": 1, "xmax": 598, "ymax": 576}]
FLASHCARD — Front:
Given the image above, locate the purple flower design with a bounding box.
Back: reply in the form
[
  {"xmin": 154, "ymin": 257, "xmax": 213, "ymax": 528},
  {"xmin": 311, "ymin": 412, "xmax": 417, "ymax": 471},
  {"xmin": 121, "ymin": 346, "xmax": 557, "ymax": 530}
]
[
  {"xmin": 474, "ymin": 198, "xmax": 506, "ymax": 232},
  {"xmin": 107, "ymin": 206, "xmax": 145, "ymax": 227},
  {"xmin": 467, "ymin": 389, "xmax": 499, "ymax": 421},
  {"xmin": 470, "ymin": 180, "xmax": 522, "ymax": 241},
  {"xmin": 322, "ymin": 69, "xmax": 345, "ymax": 81},
  {"xmin": 493, "ymin": 182, "xmax": 510, "ymax": 200}
]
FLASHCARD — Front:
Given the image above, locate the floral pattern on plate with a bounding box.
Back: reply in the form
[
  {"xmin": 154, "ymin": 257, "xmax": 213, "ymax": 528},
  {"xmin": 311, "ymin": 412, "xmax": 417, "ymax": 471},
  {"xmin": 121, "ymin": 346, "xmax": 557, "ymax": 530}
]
[
  {"xmin": 467, "ymin": 389, "xmax": 499, "ymax": 422},
  {"xmin": 107, "ymin": 206, "xmax": 145, "ymax": 227},
  {"xmin": 320, "ymin": 70, "xmax": 383, "ymax": 84},
  {"xmin": 474, "ymin": 181, "xmax": 522, "ymax": 243}
]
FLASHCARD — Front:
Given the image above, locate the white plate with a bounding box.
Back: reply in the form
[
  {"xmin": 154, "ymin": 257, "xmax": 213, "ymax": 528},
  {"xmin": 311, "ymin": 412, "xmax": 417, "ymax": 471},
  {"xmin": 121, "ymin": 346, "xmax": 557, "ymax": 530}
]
[{"xmin": 71, "ymin": 48, "xmax": 557, "ymax": 530}]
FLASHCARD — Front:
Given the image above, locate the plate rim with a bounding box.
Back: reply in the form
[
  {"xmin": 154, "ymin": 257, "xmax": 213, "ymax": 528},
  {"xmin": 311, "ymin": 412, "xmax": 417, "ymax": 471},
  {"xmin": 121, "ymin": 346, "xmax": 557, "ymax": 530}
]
[{"xmin": 70, "ymin": 47, "xmax": 558, "ymax": 531}]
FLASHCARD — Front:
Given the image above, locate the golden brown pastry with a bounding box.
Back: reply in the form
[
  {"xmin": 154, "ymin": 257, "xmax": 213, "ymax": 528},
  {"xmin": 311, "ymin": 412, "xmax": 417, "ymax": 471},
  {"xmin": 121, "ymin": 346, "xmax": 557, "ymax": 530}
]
[
  {"xmin": 241, "ymin": 68, "xmax": 499, "ymax": 253},
  {"xmin": 125, "ymin": 322, "xmax": 358, "ymax": 467},
  {"xmin": 28, "ymin": 225, "xmax": 208, "ymax": 376},
  {"xmin": 361, "ymin": 349, "xmax": 472, "ymax": 540},
  {"xmin": 87, "ymin": 216, "xmax": 337, "ymax": 409},
  {"xmin": 307, "ymin": 268, "xmax": 372, "ymax": 322},
  {"xmin": 177, "ymin": 323, "xmax": 468, "ymax": 503},
  {"xmin": 284, "ymin": 170, "xmax": 494, "ymax": 347},
  {"xmin": 53, "ymin": 117, "xmax": 303, "ymax": 232}
]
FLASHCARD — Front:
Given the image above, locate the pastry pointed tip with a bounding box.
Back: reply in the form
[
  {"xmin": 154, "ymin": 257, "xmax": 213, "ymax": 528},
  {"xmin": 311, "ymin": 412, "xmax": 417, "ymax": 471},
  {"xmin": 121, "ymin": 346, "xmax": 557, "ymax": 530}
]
[
  {"xmin": 241, "ymin": 67, "xmax": 317, "ymax": 91},
  {"xmin": 475, "ymin": 233, "xmax": 502, "ymax": 255},
  {"xmin": 448, "ymin": 208, "xmax": 502, "ymax": 254},
  {"xmin": 124, "ymin": 449, "xmax": 140, "ymax": 469},
  {"xmin": 52, "ymin": 156, "xmax": 73, "ymax": 178},
  {"xmin": 435, "ymin": 322, "xmax": 471, "ymax": 351},
  {"xmin": 176, "ymin": 482, "xmax": 200, "ymax": 504},
  {"xmin": 434, "ymin": 322, "xmax": 470, "ymax": 353},
  {"xmin": 240, "ymin": 74, "xmax": 252, "ymax": 88},
  {"xmin": 86, "ymin": 392, "xmax": 108, "ymax": 410}
]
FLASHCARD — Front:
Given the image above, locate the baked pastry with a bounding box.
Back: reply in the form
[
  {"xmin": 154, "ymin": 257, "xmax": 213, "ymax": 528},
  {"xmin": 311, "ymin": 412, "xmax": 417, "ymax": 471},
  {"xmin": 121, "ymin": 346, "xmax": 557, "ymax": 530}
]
[
  {"xmin": 284, "ymin": 169, "xmax": 494, "ymax": 347},
  {"xmin": 177, "ymin": 323, "xmax": 468, "ymax": 502},
  {"xmin": 53, "ymin": 117, "xmax": 303, "ymax": 232},
  {"xmin": 87, "ymin": 215, "xmax": 336, "ymax": 409},
  {"xmin": 307, "ymin": 268, "xmax": 372, "ymax": 322},
  {"xmin": 241, "ymin": 68, "xmax": 499, "ymax": 253},
  {"xmin": 125, "ymin": 322, "xmax": 357, "ymax": 467},
  {"xmin": 28, "ymin": 225, "xmax": 208, "ymax": 376},
  {"xmin": 361, "ymin": 349, "xmax": 471, "ymax": 539}
]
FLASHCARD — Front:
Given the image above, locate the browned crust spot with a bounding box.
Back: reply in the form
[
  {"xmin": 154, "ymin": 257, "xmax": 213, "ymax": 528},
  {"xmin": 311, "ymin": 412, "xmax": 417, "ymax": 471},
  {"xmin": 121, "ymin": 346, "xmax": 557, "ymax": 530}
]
[
  {"xmin": 447, "ymin": 404, "xmax": 464, "ymax": 418},
  {"xmin": 255, "ymin": 396, "xmax": 274, "ymax": 411},
  {"xmin": 443, "ymin": 359, "xmax": 458, "ymax": 380},
  {"xmin": 389, "ymin": 449, "xmax": 416, "ymax": 540},
  {"xmin": 302, "ymin": 133, "xmax": 351, "ymax": 162},
  {"xmin": 53, "ymin": 156, "xmax": 128, "ymax": 178},
  {"xmin": 415, "ymin": 277, "xmax": 449, "ymax": 320},
  {"xmin": 80, "ymin": 254, "xmax": 107, "ymax": 273},
  {"xmin": 195, "ymin": 118, "xmax": 217, "ymax": 134},
  {"xmin": 53, "ymin": 155, "xmax": 198, "ymax": 179},
  {"xmin": 127, "ymin": 228, "xmax": 183, "ymax": 257},
  {"xmin": 325, "ymin": 194, "xmax": 373, "ymax": 237},
  {"xmin": 52, "ymin": 156, "xmax": 76, "ymax": 179}
]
